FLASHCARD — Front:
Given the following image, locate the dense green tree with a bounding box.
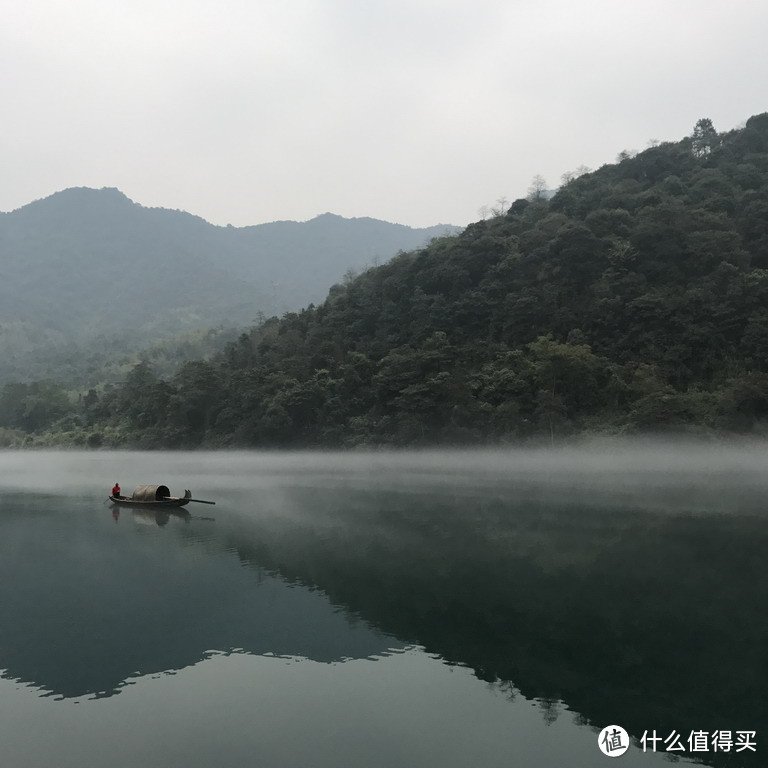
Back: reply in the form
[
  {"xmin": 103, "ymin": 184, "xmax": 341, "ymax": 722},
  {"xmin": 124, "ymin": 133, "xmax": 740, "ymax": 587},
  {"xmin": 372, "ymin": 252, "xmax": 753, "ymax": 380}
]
[{"xmin": 0, "ymin": 380, "xmax": 71, "ymax": 432}]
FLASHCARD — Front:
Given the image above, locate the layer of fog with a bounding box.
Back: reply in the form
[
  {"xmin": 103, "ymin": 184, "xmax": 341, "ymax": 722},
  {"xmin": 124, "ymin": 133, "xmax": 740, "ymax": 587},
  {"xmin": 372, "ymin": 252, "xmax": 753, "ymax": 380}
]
[{"xmin": 2, "ymin": 438, "xmax": 768, "ymax": 515}]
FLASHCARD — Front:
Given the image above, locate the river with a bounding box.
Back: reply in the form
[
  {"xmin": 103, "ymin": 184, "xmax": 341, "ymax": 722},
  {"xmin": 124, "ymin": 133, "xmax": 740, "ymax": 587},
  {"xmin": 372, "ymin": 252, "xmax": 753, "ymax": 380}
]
[{"xmin": 0, "ymin": 444, "xmax": 764, "ymax": 767}]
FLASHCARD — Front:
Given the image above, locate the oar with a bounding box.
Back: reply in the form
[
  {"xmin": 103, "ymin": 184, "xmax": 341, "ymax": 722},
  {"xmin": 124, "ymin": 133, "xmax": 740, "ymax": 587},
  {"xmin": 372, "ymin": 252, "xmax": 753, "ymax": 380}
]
[{"xmin": 187, "ymin": 498, "xmax": 216, "ymax": 505}]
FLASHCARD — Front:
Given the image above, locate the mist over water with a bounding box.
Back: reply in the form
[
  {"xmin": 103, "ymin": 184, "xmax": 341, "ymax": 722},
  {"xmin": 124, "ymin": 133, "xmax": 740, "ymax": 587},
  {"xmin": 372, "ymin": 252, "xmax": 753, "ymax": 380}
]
[{"xmin": 2, "ymin": 438, "xmax": 768, "ymax": 514}]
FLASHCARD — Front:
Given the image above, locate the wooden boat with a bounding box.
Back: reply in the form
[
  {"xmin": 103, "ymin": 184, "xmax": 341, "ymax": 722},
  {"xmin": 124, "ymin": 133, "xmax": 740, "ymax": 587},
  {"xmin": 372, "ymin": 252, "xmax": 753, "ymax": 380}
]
[{"xmin": 109, "ymin": 484, "xmax": 191, "ymax": 508}]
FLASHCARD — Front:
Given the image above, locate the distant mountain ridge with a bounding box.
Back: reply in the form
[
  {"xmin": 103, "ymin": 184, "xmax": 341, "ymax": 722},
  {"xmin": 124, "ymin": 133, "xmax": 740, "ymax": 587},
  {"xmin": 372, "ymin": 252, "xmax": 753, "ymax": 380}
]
[{"xmin": 0, "ymin": 187, "xmax": 459, "ymax": 384}]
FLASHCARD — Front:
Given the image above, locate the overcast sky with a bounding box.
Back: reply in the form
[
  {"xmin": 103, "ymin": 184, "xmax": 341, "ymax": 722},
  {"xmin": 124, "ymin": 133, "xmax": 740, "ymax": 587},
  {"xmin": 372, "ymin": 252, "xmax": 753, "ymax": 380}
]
[{"xmin": 2, "ymin": 0, "xmax": 767, "ymax": 228}]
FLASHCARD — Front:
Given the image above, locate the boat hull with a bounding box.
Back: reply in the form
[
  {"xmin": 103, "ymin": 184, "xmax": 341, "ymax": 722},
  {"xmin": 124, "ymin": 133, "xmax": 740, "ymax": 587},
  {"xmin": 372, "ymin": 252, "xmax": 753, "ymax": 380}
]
[{"xmin": 109, "ymin": 496, "xmax": 190, "ymax": 508}]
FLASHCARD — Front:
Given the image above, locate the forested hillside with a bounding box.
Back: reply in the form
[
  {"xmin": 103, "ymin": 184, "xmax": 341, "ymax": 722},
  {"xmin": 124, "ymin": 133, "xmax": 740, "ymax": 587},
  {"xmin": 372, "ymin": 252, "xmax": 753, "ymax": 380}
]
[
  {"xmin": 0, "ymin": 188, "xmax": 454, "ymax": 385},
  {"xmin": 6, "ymin": 114, "xmax": 768, "ymax": 447}
]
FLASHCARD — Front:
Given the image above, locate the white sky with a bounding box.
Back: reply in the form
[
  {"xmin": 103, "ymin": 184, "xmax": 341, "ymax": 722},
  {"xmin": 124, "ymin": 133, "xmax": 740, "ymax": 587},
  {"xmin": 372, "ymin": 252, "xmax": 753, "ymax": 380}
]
[{"xmin": 2, "ymin": 0, "xmax": 767, "ymax": 228}]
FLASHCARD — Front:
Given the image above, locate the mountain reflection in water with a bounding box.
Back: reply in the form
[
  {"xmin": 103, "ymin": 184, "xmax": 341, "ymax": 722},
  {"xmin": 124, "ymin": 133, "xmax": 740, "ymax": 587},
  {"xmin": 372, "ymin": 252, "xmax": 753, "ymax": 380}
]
[
  {"xmin": 222, "ymin": 482, "xmax": 768, "ymax": 757},
  {"xmin": 0, "ymin": 493, "xmax": 404, "ymax": 699}
]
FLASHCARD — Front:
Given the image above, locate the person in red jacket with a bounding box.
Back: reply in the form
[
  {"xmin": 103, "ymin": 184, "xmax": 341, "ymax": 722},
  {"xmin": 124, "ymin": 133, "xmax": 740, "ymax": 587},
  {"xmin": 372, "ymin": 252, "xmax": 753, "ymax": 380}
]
[{"xmin": 111, "ymin": 482, "xmax": 122, "ymax": 499}]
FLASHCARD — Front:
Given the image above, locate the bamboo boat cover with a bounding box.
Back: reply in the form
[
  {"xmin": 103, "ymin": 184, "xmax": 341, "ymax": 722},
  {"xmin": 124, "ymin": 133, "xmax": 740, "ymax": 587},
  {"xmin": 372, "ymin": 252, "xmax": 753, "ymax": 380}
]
[{"xmin": 130, "ymin": 484, "xmax": 172, "ymax": 502}]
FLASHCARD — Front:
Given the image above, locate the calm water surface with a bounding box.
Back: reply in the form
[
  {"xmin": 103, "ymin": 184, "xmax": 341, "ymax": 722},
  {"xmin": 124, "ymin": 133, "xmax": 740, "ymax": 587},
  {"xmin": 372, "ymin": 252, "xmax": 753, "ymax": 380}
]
[{"xmin": 0, "ymin": 445, "xmax": 765, "ymax": 767}]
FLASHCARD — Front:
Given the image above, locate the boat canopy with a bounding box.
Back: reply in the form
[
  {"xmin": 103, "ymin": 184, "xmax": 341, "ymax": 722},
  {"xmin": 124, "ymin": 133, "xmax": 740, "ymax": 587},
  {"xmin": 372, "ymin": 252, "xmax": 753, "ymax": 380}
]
[{"xmin": 131, "ymin": 484, "xmax": 172, "ymax": 502}]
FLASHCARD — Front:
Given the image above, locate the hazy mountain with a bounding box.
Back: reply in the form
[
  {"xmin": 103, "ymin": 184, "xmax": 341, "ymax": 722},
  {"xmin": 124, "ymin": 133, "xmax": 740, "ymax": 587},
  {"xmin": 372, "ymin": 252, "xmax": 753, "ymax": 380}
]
[
  {"xmin": 25, "ymin": 113, "xmax": 768, "ymax": 447},
  {"xmin": 0, "ymin": 187, "xmax": 458, "ymax": 383}
]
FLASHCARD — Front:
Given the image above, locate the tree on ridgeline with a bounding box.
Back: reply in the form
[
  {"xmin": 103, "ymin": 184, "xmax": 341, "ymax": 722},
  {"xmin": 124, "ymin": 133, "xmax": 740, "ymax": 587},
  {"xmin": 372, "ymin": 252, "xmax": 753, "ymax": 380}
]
[
  {"xmin": 691, "ymin": 117, "xmax": 719, "ymax": 157},
  {"xmin": 527, "ymin": 175, "xmax": 548, "ymax": 202}
]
